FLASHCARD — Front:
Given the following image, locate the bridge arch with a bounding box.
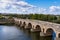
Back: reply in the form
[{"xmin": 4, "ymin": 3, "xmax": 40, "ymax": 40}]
[
  {"xmin": 23, "ymin": 22, "xmax": 26, "ymax": 26},
  {"xmin": 58, "ymin": 33, "xmax": 60, "ymax": 38},
  {"xmin": 35, "ymin": 25, "xmax": 41, "ymax": 32},
  {"xmin": 20, "ymin": 21, "xmax": 22, "ymax": 26},
  {"xmin": 27, "ymin": 23, "xmax": 32, "ymax": 29},
  {"xmin": 22, "ymin": 22, "xmax": 26, "ymax": 28},
  {"xmin": 43, "ymin": 28, "xmax": 44, "ymax": 32},
  {"xmin": 46, "ymin": 28, "xmax": 55, "ymax": 36}
]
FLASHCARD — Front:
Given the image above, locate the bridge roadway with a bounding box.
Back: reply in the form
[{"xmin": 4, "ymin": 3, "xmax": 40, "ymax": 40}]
[{"xmin": 14, "ymin": 18, "xmax": 60, "ymax": 38}]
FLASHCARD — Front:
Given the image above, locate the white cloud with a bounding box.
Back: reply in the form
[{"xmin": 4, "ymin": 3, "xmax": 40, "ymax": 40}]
[
  {"xmin": 0, "ymin": 0, "xmax": 60, "ymax": 15},
  {"xmin": 0, "ymin": 0, "xmax": 19, "ymax": 3},
  {"xmin": 16, "ymin": 1, "xmax": 28, "ymax": 6},
  {"xmin": 48, "ymin": 6, "xmax": 60, "ymax": 15},
  {"xmin": 49, "ymin": 6, "xmax": 60, "ymax": 12},
  {"xmin": 19, "ymin": 1, "xmax": 35, "ymax": 7},
  {"xmin": 39, "ymin": 8, "xmax": 46, "ymax": 13},
  {"xmin": 0, "ymin": 0, "xmax": 36, "ymax": 14}
]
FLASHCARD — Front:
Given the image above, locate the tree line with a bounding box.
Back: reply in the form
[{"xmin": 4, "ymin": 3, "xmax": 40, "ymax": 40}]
[{"xmin": 1, "ymin": 14, "xmax": 60, "ymax": 24}]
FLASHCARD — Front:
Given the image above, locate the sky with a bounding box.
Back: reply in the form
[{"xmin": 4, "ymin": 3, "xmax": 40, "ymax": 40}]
[{"xmin": 0, "ymin": 0, "xmax": 60, "ymax": 15}]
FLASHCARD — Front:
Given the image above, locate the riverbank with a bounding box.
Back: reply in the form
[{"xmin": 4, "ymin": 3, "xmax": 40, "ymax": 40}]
[
  {"xmin": 0, "ymin": 16, "xmax": 15, "ymax": 26},
  {"xmin": 0, "ymin": 22, "xmax": 15, "ymax": 26}
]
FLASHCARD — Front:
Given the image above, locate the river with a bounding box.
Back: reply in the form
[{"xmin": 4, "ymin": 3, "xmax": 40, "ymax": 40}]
[{"xmin": 0, "ymin": 25, "xmax": 55, "ymax": 40}]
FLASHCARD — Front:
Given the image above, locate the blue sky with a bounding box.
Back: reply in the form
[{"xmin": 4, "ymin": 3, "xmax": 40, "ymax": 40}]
[{"xmin": 0, "ymin": 0, "xmax": 60, "ymax": 15}]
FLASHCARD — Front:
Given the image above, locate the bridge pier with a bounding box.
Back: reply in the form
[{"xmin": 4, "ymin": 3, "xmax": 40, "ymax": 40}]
[
  {"xmin": 15, "ymin": 22, "xmax": 19, "ymax": 26},
  {"xmin": 25, "ymin": 26, "xmax": 31, "ymax": 30},
  {"xmin": 31, "ymin": 28, "xmax": 41, "ymax": 32},
  {"xmin": 24, "ymin": 23, "xmax": 32, "ymax": 30},
  {"xmin": 20, "ymin": 24, "xmax": 23, "ymax": 28},
  {"xmin": 40, "ymin": 32, "xmax": 45, "ymax": 36},
  {"xmin": 56, "ymin": 32, "xmax": 60, "ymax": 38},
  {"xmin": 31, "ymin": 25, "xmax": 41, "ymax": 32}
]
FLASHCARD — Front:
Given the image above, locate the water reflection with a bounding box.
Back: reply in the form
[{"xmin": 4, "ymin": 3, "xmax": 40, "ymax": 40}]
[
  {"xmin": 0, "ymin": 25, "xmax": 31, "ymax": 40},
  {"xmin": 0, "ymin": 26, "xmax": 21, "ymax": 40},
  {"xmin": 30, "ymin": 32, "xmax": 53, "ymax": 40},
  {"xmin": 31, "ymin": 32, "xmax": 40, "ymax": 40},
  {"xmin": 0, "ymin": 25, "xmax": 55, "ymax": 40}
]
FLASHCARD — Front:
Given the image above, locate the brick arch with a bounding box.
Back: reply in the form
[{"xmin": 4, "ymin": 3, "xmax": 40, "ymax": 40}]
[
  {"xmin": 58, "ymin": 33, "xmax": 60, "ymax": 38},
  {"xmin": 23, "ymin": 22, "xmax": 26, "ymax": 25},
  {"xmin": 43, "ymin": 28, "xmax": 45, "ymax": 32},
  {"xmin": 35, "ymin": 25, "xmax": 41, "ymax": 32},
  {"xmin": 16, "ymin": 20, "xmax": 20, "ymax": 26},
  {"xmin": 46, "ymin": 28, "xmax": 54, "ymax": 36},
  {"xmin": 20, "ymin": 21, "xmax": 22, "ymax": 26},
  {"xmin": 22, "ymin": 22, "xmax": 26, "ymax": 27},
  {"xmin": 27, "ymin": 23, "xmax": 32, "ymax": 29},
  {"xmin": 46, "ymin": 28, "xmax": 56, "ymax": 36}
]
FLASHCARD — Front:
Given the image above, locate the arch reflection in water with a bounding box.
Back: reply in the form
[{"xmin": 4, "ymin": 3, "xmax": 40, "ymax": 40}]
[{"xmin": 31, "ymin": 32, "xmax": 54, "ymax": 40}]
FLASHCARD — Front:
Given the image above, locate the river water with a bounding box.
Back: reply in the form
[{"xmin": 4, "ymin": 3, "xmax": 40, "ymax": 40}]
[{"xmin": 0, "ymin": 25, "xmax": 55, "ymax": 40}]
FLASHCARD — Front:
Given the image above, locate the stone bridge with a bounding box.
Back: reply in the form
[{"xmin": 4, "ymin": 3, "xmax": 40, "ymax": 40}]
[{"xmin": 14, "ymin": 18, "xmax": 60, "ymax": 38}]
